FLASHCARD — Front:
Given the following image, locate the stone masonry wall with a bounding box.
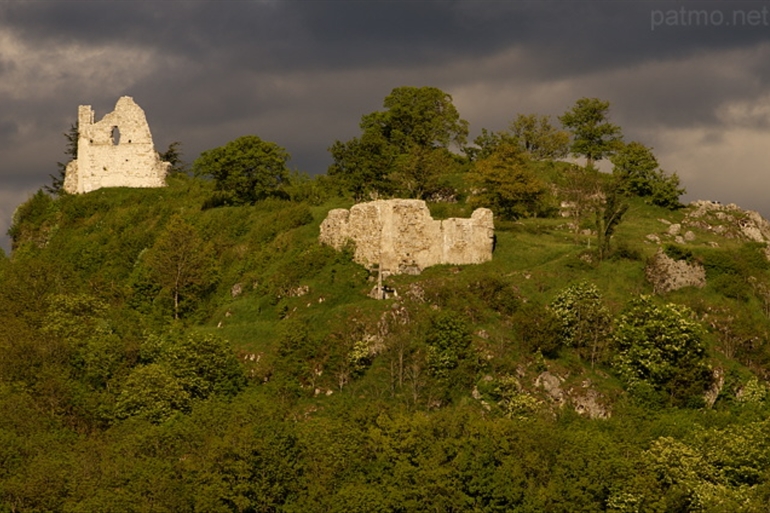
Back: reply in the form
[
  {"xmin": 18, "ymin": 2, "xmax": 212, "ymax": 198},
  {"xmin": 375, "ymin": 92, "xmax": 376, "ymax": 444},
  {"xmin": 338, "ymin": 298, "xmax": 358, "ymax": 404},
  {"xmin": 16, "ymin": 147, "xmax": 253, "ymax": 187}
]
[
  {"xmin": 63, "ymin": 96, "xmax": 169, "ymax": 194},
  {"xmin": 319, "ymin": 199, "xmax": 494, "ymax": 275}
]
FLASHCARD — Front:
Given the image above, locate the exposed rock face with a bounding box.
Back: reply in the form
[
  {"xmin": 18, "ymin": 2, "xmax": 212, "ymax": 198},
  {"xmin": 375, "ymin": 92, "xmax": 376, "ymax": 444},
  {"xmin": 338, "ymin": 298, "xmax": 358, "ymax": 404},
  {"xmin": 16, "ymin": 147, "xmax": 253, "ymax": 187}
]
[
  {"xmin": 63, "ymin": 96, "xmax": 169, "ymax": 194},
  {"xmin": 685, "ymin": 200, "xmax": 770, "ymax": 243},
  {"xmin": 319, "ymin": 199, "xmax": 494, "ymax": 275},
  {"xmin": 645, "ymin": 248, "xmax": 706, "ymax": 294}
]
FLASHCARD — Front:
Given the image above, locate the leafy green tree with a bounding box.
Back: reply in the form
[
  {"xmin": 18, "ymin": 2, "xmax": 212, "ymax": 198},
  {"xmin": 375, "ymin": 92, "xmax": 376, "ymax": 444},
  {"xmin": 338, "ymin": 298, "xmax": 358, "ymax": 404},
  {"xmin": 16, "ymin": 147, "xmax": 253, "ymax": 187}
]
[
  {"xmin": 509, "ymin": 113, "xmax": 570, "ymax": 160},
  {"xmin": 650, "ymin": 170, "xmax": 685, "ymax": 210},
  {"xmin": 613, "ymin": 296, "xmax": 711, "ymax": 406},
  {"xmin": 143, "ymin": 215, "xmax": 218, "ymax": 319},
  {"xmin": 426, "ymin": 311, "xmax": 471, "ymax": 381},
  {"xmin": 329, "ymin": 86, "xmax": 468, "ymax": 199},
  {"xmin": 46, "ymin": 122, "xmax": 78, "ymax": 195},
  {"xmin": 114, "ymin": 363, "xmax": 190, "ymax": 422},
  {"xmin": 611, "ymin": 141, "xmax": 659, "ymax": 197},
  {"xmin": 559, "ymin": 98, "xmax": 623, "ymax": 168},
  {"xmin": 162, "ymin": 334, "xmax": 246, "ymax": 399},
  {"xmin": 370, "ymin": 86, "xmax": 469, "ymax": 150},
  {"xmin": 469, "ymin": 144, "xmax": 548, "ymax": 220},
  {"xmin": 550, "ymin": 282, "xmax": 612, "ymax": 365},
  {"xmin": 193, "ymin": 135, "xmax": 289, "ymax": 205},
  {"xmin": 611, "ymin": 141, "xmax": 685, "ymax": 209}
]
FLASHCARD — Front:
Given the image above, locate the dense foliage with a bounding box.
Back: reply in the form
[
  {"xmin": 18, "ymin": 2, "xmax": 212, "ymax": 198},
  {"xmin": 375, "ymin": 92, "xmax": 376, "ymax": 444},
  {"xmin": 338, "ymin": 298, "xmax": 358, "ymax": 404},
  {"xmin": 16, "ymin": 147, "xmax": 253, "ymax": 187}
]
[
  {"xmin": 329, "ymin": 86, "xmax": 468, "ymax": 200},
  {"xmin": 193, "ymin": 135, "xmax": 290, "ymax": 206},
  {"xmin": 1, "ymin": 90, "xmax": 768, "ymax": 511}
]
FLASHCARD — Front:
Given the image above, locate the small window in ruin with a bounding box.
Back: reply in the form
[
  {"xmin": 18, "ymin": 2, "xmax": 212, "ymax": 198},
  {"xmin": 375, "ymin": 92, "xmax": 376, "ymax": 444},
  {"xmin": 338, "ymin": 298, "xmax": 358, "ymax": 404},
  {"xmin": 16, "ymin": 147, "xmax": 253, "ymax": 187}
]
[{"xmin": 111, "ymin": 126, "xmax": 121, "ymax": 145}]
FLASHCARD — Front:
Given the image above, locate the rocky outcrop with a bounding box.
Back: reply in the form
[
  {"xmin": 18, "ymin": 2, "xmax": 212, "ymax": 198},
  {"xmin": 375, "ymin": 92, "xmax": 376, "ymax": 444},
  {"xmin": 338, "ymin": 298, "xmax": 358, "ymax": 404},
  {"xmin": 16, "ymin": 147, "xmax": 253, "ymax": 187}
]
[
  {"xmin": 645, "ymin": 248, "xmax": 706, "ymax": 294},
  {"xmin": 319, "ymin": 199, "xmax": 494, "ymax": 275},
  {"xmin": 63, "ymin": 96, "xmax": 169, "ymax": 194},
  {"xmin": 685, "ymin": 200, "xmax": 770, "ymax": 243}
]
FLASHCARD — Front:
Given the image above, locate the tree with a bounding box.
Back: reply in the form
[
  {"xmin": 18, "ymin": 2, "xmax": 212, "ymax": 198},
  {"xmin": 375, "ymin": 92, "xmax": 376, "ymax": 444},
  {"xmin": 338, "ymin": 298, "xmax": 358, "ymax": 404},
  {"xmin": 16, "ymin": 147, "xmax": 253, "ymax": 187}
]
[
  {"xmin": 426, "ymin": 311, "xmax": 471, "ymax": 381},
  {"xmin": 159, "ymin": 141, "xmax": 187, "ymax": 174},
  {"xmin": 193, "ymin": 135, "xmax": 289, "ymax": 205},
  {"xmin": 550, "ymin": 282, "xmax": 612, "ymax": 366},
  {"xmin": 611, "ymin": 141, "xmax": 659, "ymax": 197},
  {"xmin": 371, "ymin": 85, "xmax": 469, "ymax": 151},
  {"xmin": 45, "ymin": 123, "xmax": 78, "ymax": 195},
  {"xmin": 509, "ymin": 114, "xmax": 570, "ymax": 160},
  {"xmin": 469, "ymin": 144, "xmax": 548, "ymax": 220},
  {"xmin": 613, "ymin": 296, "xmax": 711, "ymax": 406},
  {"xmin": 143, "ymin": 215, "xmax": 218, "ymax": 319},
  {"xmin": 611, "ymin": 141, "xmax": 685, "ymax": 209},
  {"xmin": 114, "ymin": 363, "xmax": 190, "ymax": 422},
  {"xmin": 595, "ymin": 179, "xmax": 629, "ymax": 261},
  {"xmin": 559, "ymin": 98, "xmax": 623, "ymax": 168},
  {"xmin": 329, "ymin": 86, "xmax": 468, "ymax": 199}
]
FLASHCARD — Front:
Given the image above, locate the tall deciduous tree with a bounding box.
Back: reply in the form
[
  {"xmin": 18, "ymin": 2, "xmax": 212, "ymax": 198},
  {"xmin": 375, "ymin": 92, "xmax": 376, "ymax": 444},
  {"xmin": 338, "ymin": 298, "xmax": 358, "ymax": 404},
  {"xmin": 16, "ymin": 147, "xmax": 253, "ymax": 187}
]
[
  {"xmin": 329, "ymin": 86, "xmax": 468, "ymax": 199},
  {"xmin": 612, "ymin": 141, "xmax": 685, "ymax": 209},
  {"xmin": 193, "ymin": 135, "xmax": 289, "ymax": 205},
  {"xmin": 144, "ymin": 215, "xmax": 218, "ymax": 319},
  {"xmin": 469, "ymin": 144, "xmax": 548, "ymax": 220},
  {"xmin": 559, "ymin": 98, "xmax": 623, "ymax": 168},
  {"xmin": 509, "ymin": 113, "xmax": 570, "ymax": 160}
]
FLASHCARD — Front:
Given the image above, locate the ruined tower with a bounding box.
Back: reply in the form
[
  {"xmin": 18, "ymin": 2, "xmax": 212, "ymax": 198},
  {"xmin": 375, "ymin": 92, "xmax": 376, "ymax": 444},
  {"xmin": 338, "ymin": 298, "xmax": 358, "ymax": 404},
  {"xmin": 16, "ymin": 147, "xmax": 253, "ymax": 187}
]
[{"xmin": 63, "ymin": 96, "xmax": 170, "ymax": 194}]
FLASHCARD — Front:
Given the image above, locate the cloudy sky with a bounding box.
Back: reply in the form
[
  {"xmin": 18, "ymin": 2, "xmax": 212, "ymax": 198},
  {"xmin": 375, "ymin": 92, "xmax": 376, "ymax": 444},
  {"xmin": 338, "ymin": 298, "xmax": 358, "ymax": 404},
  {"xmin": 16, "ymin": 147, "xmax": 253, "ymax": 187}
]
[{"xmin": 2, "ymin": 0, "xmax": 770, "ymax": 252}]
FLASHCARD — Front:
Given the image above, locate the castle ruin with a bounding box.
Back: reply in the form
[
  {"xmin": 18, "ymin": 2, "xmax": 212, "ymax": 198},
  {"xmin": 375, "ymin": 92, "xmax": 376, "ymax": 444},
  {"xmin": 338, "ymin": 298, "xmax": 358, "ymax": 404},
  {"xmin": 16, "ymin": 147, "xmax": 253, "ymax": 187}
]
[
  {"xmin": 319, "ymin": 199, "xmax": 494, "ymax": 275},
  {"xmin": 63, "ymin": 96, "xmax": 169, "ymax": 194}
]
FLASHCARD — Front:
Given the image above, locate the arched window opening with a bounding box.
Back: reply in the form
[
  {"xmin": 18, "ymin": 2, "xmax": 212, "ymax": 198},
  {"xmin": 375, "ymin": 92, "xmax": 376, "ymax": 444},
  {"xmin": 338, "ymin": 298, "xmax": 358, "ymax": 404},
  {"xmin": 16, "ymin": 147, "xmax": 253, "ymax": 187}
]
[{"xmin": 111, "ymin": 126, "xmax": 121, "ymax": 145}]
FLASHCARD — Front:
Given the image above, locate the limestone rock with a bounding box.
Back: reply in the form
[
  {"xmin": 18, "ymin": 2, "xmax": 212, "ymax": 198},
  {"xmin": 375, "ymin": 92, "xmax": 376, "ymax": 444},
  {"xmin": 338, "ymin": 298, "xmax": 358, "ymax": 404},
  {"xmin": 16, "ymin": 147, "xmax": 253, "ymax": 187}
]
[
  {"xmin": 685, "ymin": 200, "xmax": 770, "ymax": 244},
  {"xmin": 667, "ymin": 223, "xmax": 681, "ymax": 236},
  {"xmin": 63, "ymin": 96, "xmax": 169, "ymax": 194},
  {"xmin": 645, "ymin": 233, "xmax": 661, "ymax": 244},
  {"xmin": 535, "ymin": 371, "xmax": 565, "ymax": 404},
  {"xmin": 319, "ymin": 199, "xmax": 494, "ymax": 275},
  {"xmin": 572, "ymin": 388, "xmax": 610, "ymax": 419},
  {"xmin": 645, "ymin": 248, "xmax": 706, "ymax": 294}
]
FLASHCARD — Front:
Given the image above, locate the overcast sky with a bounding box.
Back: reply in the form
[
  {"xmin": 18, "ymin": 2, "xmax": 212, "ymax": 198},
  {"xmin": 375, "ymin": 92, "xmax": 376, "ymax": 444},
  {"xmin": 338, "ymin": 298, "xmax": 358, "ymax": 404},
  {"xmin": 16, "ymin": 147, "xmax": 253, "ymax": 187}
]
[{"xmin": 2, "ymin": 0, "xmax": 770, "ymax": 253}]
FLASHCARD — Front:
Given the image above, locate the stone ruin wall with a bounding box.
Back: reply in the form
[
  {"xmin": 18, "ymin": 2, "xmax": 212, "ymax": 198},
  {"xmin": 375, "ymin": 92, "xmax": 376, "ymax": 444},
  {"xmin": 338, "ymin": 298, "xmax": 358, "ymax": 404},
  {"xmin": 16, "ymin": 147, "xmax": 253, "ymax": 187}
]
[
  {"xmin": 319, "ymin": 199, "xmax": 494, "ymax": 275},
  {"xmin": 63, "ymin": 96, "xmax": 169, "ymax": 194}
]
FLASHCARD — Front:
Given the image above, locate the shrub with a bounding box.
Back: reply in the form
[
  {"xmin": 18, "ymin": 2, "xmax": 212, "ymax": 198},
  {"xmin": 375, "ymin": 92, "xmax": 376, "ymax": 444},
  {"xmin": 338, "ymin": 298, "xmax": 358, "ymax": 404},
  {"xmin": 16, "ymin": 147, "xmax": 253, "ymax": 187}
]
[
  {"xmin": 514, "ymin": 303, "xmax": 562, "ymax": 358},
  {"xmin": 613, "ymin": 296, "xmax": 711, "ymax": 407},
  {"xmin": 550, "ymin": 282, "xmax": 612, "ymax": 365},
  {"xmin": 426, "ymin": 311, "xmax": 472, "ymax": 380}
]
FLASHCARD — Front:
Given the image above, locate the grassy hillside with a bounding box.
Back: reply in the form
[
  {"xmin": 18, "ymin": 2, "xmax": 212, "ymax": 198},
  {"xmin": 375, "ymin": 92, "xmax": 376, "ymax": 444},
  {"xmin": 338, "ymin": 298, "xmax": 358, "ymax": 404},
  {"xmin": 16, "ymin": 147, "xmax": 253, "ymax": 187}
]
[{"xmin": 3, "ymin": 169, "xmax": 770, "ymax": 511}]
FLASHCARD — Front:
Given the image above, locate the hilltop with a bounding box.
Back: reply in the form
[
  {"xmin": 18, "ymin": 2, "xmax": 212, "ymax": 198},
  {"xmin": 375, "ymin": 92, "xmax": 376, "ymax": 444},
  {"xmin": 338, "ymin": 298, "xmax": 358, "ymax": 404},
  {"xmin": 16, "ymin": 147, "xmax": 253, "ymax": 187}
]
[
  {"xmin": 3, "ymin": 91, "xmax": 770, "ymax": 511},
  {"xmin": 3, "ymin": 163, "xmax": 770, "ymax": 510}
]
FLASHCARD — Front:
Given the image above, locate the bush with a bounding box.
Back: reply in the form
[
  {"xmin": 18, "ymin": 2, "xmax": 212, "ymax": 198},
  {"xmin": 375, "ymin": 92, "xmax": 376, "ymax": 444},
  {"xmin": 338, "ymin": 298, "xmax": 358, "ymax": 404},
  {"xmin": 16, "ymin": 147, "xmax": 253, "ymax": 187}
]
[
  {"xmin": 550, "ymin": 282, "xmax": 612, "ymax": 365},
  {"xmin": 426, "ymin": 311, "xmax": 472, "ymax": 380},
  {"xmin": 613, "ymin": 296, "xmax": 711, "ymax": 407},
  {"xmin": 514, "ymin": 303, "xmax": 562, "ymax": 358},
  {"xmin": 469, "ymin": 276, "xmax": 521, "ymax": 316}
]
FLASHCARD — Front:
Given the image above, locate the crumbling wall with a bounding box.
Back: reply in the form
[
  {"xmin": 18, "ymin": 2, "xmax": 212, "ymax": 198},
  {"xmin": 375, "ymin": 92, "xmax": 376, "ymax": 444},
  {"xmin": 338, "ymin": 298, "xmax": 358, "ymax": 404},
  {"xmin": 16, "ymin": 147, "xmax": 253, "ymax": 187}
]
[
  {"xmin": 319, "ymin": 199, "xmax": 494, "ymax": 274},
  {"xmin": 63, "ymin": 96, "xmax": 169, "ymax": 194}
]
